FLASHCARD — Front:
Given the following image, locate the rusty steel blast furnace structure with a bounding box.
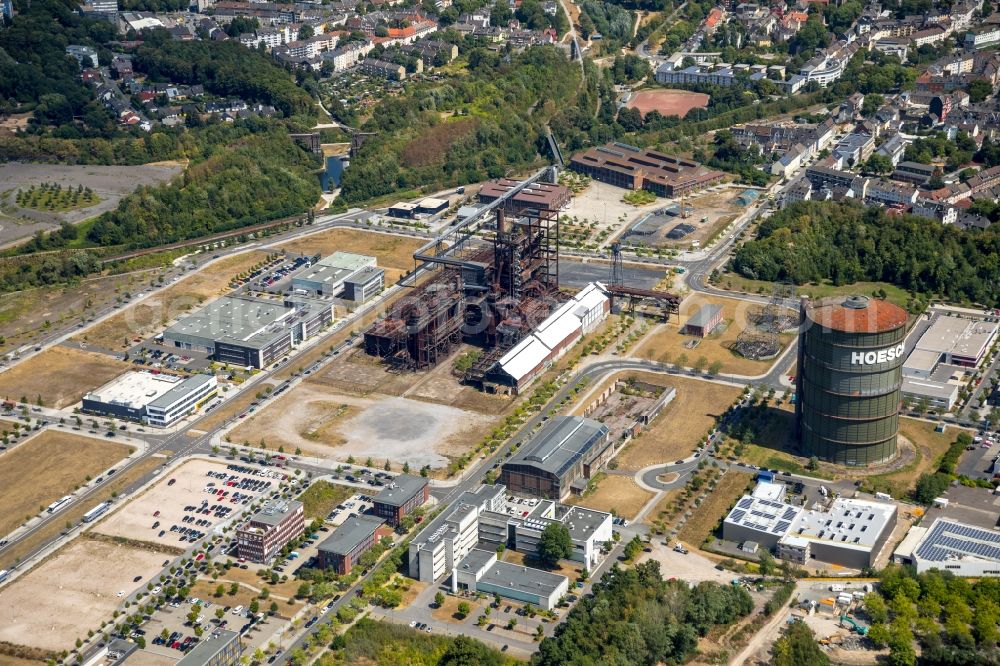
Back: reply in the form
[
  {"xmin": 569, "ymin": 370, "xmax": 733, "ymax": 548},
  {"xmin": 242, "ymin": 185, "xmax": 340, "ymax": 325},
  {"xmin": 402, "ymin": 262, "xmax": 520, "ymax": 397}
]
[{"xmin": 363, "ymin": 171, "xmax": 562, "ymax": 370}]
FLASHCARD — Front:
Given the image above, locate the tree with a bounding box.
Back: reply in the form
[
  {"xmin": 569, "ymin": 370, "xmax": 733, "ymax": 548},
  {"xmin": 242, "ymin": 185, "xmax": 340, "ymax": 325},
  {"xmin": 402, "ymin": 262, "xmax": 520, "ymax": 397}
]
[
  {"xmin": 215, "ymin": 607, "xmax": 225, "ymax": 621},
  {"xmin": 864, "ymin": 592, "xmax": 888, "ymax": 624},
  {"xmin": 861, "ymin": 154, "xmax": 894, "ymax": 176},
  {"xmin": 229, "ymin": 581, "xmax": 238, "ymax": 596},
  {"xmin": 537, "ymin": 523, "xmax": 572, "ymax": 568},
  {"xmin": 298, "ymin": 24, "xmax": 314, "ymax": 40},
  {"xmin": 807, "ymin": 456, "xmax": 819, "ymax": 471},
  {"xmin": 269, "ymin": 601, "xmax": 279, "ymax": 615},
  {"xmin": 867, "ymin": 622, "xmax": 890, "ymax": 647},
  {"xmin": 915, "ymin": 472, "xmax": 950, "ymax": 504},
  {"xmin": 758, "ymin": 551, "xmax": 775, "ymax": 576},
  {"xmin": 215, "ymin": 584, "xmax": 225, "ymax": 597},
  {"xmin": 968, "ymin": 79, "xmax": 992, "ymax": 103},
  {"xmin": 456, "ymin": 601, "xmax": 471, "ymax": 618},
  {"xmin": 707, "ymin": 360, "xmax": 723, "ymax": 376},
  {"xmin": 772, "ymin": 621, "xmax": 829, "ymax": 666},
  {"xmin": 439, "ymin": 635, "xmax": 505, "ymax": 665},
  {"xmin": 435, "ymin": 591, "xmax": 445, "ymax": 608},
  {"xmin": 623, "ymin": 535, "xmax": 643, "ymax": 562}
]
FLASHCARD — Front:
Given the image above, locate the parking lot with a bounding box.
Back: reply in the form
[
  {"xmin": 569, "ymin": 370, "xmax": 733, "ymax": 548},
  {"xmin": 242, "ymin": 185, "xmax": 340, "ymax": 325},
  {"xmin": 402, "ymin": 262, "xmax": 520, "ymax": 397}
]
[
  {"xmin": 957, "ymin": 431, "xmax": 1000, "ymax": 480},
  {"xmin": 328, "ymin": 465, "xmax": 396, "ymax": 490},
  {"xmin": 93, "ymin": 459, "xmax": 282, "ymax": 548},
  {"xmin": 137, "ymin": 593, "xmax": 283, "ymax": 661},
  {"xmin": 326, "ymin": 493, "xmax": 375, "ymax": 526}
]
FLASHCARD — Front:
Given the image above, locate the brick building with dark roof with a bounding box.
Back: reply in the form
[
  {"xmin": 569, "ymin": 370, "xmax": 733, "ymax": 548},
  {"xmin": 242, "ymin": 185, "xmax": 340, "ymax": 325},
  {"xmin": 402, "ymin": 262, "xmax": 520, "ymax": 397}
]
[
  {"xmin": 569, "ymin": 142, "xmax": 725, "ymax": 197},
  {"xmin": 477, "ymin": 178, "xmax": 571, "ymax": 212}
]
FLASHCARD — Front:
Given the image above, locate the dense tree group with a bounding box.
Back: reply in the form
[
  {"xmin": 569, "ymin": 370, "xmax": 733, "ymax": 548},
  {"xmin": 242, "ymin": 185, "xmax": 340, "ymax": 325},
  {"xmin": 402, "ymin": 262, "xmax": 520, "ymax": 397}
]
[
  {"xmin": 133, "ymin": 32, "xmax": 315, "ymax": 118},
  {"xmin": 732, "ymin": 201, "xmax": 1000, "ymax": 307},
  {"xmin": 0, "ymin": 0, "xmax": 117, "ymax": 126},
  {"xmin": 533, "ymin": 561, "xmax": 753, "ymax": 665},
  {"xmin": 337, "ymin": 46, "xmax": 581, "ymax": 204},
  {"xmin": 865, "ymin": 566, "xmax": 1000, "ymax": 665},
  {"xmin": 86, "ymin": 125, "xmax": 320, "ymax": 248},
  {"xmin": 578, "ymin": 0, "xmax": 633, "ymax": 45}
]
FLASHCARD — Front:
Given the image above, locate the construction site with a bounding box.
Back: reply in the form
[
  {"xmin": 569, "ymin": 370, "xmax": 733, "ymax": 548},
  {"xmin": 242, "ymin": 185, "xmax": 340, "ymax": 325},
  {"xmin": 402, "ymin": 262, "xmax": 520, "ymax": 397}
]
[{"xmin": 362, "ymin": 169, "xmax": 681, "ymax": 393}]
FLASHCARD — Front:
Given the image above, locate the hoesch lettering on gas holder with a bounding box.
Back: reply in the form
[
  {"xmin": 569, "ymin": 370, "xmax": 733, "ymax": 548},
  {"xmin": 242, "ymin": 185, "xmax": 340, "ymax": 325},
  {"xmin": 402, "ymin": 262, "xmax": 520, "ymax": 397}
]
[{"xmin": 850, "ymin": 343, "xmax": 905, "ymax": 366}]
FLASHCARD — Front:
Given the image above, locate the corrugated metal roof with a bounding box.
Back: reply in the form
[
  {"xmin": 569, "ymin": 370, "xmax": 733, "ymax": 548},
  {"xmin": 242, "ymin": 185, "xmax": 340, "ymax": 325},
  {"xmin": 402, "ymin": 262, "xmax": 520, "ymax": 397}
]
[{"xmin": 499, "ymin": 336, "xmax": 550, "ymax": 381}]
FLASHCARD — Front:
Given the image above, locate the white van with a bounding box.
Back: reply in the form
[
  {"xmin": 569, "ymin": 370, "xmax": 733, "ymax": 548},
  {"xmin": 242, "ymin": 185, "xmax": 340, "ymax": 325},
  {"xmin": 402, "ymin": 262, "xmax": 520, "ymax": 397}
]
[
  {"xmin": 829, "ymin": 584, "xmax": 845, "ymax": 592},
  {"xmin": 232, "ymin": 605, "xmax": 244, "ymax": 616}
]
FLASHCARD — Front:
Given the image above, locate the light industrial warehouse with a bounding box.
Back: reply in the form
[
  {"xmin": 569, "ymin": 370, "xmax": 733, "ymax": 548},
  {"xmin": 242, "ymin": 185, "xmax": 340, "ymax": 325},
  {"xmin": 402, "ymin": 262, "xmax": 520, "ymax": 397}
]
[
  {"xmin": 723, "ymin": 481, "xmax": 897, "ymax": 569},
  {"xmin": 501, "ymin": 416, "xmax": 612, "ymax": 501},
  {"xmin": 479, "ymin": 282, "xmax": 610, "ymax": 394},
  {"xmin": 290, "ymin": 251, "xmax": 383, "ymax": 300},
  {"xmin": 894, "ymin": 518, "xmax": 1000, "ymax": 576},
  {"xmin": 82, "ymin": 371, "xmax": 217, "ymax": 427},
  {"xmin": 162, "ymin": 295, "xmax": 333, "ymax": 369},
  {"xmin": 901, "ymin": 314, "xmax": 999, "ymax": 410}
]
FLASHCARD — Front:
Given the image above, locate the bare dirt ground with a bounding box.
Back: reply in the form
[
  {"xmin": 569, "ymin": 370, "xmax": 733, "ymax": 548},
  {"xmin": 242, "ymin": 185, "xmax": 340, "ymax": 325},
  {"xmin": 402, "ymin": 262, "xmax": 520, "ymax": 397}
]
[
  {"xmin": 402, "ymin": 345, "xmax": 513, "ymax": 414},
  {"xmin": 561, "ymin": 180, "xmax": 660, "ymax": 240},
  {"xmin": 0, "ymin": 346, "xmax": 130, "ymax": 408},
  {"xmin": 276, "ymin": 228, "xmax": 425, "ymax": 286},
  {"xmin": 93, "ymin": 458, "xmax": 272, "ymax": 549},
  {"xmin": 0, "ymin": 538, "xmax": 167, "ymax": 652},
  {"xmin": 631, "ymin": 293, "xmax": 793, "ymax": 376},
  {"xmin": 228, "ymin": 380, "xmax": 496, "ymax": 469},
  {"xmin": 568, "ymin": 475, "xmax": 653, "ymax": 519},
  {"xmin": 0, "ymin": 456, "xmax": 162, "ymax": 572},
  {"xmin": 627, "ymin": 89, "xmax": 710, "ymax": 118},
  {"xmin": 575, "ymin": 371, "xmax": 740, "ymax": 471},
  {"xmin": 0, "ymin": 270, "xmax": 160, "ymax": 352},
  {"xmin": 73, "ymin": 250, "xmax": 270, "ymax": 350},
  {"xmin": 0, "ymin": 163, "xmax": 182, "ymax": 248},
  {"xmin": 622, "ymin": 187, "xmax": 745, "ymax": 251},
  {"xmin": 0, "ymin": 431, "xmax": 132, "ymax": 538},
  {"xmin": 636, "ymin": 541, "xmax": 732, "ymax": 584}
]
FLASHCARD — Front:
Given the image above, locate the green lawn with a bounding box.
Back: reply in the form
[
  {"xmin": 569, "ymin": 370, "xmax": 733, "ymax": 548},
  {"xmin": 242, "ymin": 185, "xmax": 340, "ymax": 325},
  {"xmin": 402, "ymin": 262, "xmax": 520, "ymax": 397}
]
[
  {"xmin": 713, "ymin": 272, "xmax": 913, "ymax": 308},
  {"xmin": 297, "ymin": 480, "xmax": 355, "ymax": 520}
]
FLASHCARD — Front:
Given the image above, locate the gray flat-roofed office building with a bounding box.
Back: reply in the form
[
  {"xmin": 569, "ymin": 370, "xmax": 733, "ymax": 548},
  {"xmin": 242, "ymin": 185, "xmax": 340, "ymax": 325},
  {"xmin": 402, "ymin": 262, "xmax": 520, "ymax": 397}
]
[
  {"xmin": 291, "ymin": 252, "xmax": 376, "ymax": 297},
  {"xmin": 502, "ymin": 416, "xmax": 611, "ymax": 500},
  {"xmin": 177, "ymin": 629, "xmax": 241, "ymax": 666},
  {"xmin": 82, "ymin": 371, "xmax": 218, "ymax": 427},
  {"xmin": 724, "ymin": 491, "xmax": 896, "ymax": 568},
  {"xmin": 317, "ymin": 514, "xmax": 386, "ymax": 574},
  {"xmin": 372, "ymin": 474, "xmax": 429, "ymax": 526},
  {"xmin": 895, "ymin": 518, "xmax": 1000, "ymax": 576},
  {"xmin": 343, "ymin": 266, "xmax": 385, "ymax": 302},
  {"xmin": 474, "ymin": 560, "xmax": 569, "ymax": 610},
  {"xmin": 163, "ymin": 296, "xmax": 332, "ymax": 369}
]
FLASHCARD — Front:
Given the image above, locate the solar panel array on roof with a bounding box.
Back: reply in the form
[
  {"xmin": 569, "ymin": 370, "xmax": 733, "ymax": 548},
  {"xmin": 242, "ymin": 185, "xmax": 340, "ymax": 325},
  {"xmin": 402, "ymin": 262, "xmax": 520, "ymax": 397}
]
[
  {"xmin": 738, "ymin": 497, "xmax": 754, "ymax": 509},
  {"xmin": 915, "ymin": 519, "xmax": 1000, "ymax": 562}
]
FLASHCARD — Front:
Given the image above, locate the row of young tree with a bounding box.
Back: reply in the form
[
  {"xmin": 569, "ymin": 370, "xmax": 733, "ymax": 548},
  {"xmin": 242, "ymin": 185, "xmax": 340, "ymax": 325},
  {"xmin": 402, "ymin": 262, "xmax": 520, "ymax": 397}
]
[
  {"xmin": 532, "ymin": 561, "xmax": 754, "ymax": 665},
  {"xmin": 731, "ymin": 200, "xmax": 1000, "ymax": 308}
]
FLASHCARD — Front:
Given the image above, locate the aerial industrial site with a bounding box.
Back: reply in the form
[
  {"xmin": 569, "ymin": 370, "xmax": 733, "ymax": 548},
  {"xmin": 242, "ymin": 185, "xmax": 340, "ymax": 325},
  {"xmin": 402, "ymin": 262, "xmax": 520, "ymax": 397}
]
[{"xmin": 3, "ymin": 0, "xmax": 1000, "ymax": 663}]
